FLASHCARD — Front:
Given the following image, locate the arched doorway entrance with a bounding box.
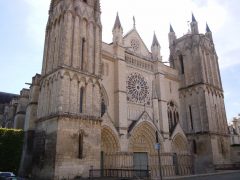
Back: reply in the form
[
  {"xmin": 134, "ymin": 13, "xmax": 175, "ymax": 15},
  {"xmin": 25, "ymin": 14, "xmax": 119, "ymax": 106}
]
[
  {"xmin": 101, "ymin": 126, "xmax": 120, "ymax": 169},
  {"xmin": 172, "ymin": 133, "xmax": 188, "ymax": 154},
  {"xmin": 129, "ymin": 122, "xmax": 162, "ymax": 177}
]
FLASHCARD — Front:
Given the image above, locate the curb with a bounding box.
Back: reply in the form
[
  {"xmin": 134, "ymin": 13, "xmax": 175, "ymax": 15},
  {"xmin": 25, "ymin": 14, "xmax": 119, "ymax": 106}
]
[{"xmin": 160, "ymin": 170, "xmax": 240, "ymax": 179}]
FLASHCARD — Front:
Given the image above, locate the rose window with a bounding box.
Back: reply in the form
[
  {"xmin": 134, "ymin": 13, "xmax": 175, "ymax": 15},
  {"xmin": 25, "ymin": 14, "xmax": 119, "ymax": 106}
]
[
  {"xmin": 127, "ymin": 73, "xmax": 150, "ymax": 105},
  {"xmin": 130, "ymin": 39, "xmax": 140, "ymax": 51}
]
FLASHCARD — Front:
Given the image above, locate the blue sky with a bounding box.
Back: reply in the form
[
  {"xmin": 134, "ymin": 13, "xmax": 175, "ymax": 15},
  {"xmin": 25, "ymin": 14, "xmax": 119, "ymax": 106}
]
[{"xmin": 0, "ymin": 0, "xmax": 239, "ymax": 122}]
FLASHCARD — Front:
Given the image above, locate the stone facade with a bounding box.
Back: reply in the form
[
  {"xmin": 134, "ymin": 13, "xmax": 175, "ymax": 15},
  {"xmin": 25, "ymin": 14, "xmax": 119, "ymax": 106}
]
[
  {"xmin": 229, "ymin": 115, "xmax": 240, "ymax": 164},
  {"xmin": 18, "ymin": 0, "xmax": 232, "ymax": 179},
  {"xmin": 0, "ymin": 90, "xmax": 29, "ymax": 129}
]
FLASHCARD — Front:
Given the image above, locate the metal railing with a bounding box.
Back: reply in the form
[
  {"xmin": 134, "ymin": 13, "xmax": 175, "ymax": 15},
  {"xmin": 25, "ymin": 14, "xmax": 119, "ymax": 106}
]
[{"xmin": 89, "ymin": 168, "xmax": 151, "ymax": 179}]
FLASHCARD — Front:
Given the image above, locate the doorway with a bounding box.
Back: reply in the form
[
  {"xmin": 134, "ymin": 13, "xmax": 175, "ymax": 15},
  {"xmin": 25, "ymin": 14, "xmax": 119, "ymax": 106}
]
[{"xmin": 133, "ymin": 152, "xmax": 148, "ymax": 177}]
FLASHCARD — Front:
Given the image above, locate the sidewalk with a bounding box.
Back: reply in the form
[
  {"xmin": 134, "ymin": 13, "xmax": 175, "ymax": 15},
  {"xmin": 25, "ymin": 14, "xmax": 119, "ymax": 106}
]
[{"xmin": 161, "ymin": 170, "xmax": 240, "ymax": 180}]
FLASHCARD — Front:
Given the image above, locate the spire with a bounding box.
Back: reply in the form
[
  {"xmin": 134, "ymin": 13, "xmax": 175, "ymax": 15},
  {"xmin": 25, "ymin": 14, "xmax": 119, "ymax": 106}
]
[
  {"xmin": 206, "ymin": 23, "xmax": 211, "ymax": 32},
  {"xmin": 192, "ymin": 13, "xmax": 197, "ymax": 22},
  {"xmin": 112, "ymin": 12, "xmax": 123, "ymax": 45},
  {"xmin": 133, "ymin": 16, "xmax": 136, "ymax": 29},
  {"xmin": 190, "ymin": 13, "xmax": 199, "ymax": 34},
  {"xmin": 168, "ymin": 24, "xmax": 176, "ymax": 46},
  {"xmin": 113, "ymin": 12, "xmax": 122, "ymax": 30},
  {"xmin": 170, "ymin": 24, "xmax": 174, "ymax": 33},
  {"xmin": 151, "ymin": 32, "xmax": 161, "ymax": 60},
  {"xmin": 205, "ymin": 23, "xmax": 213, "ymax": 42},
  {"xmin": 152, "ymin": 32, "xmax": 160, "ymax": 47}
]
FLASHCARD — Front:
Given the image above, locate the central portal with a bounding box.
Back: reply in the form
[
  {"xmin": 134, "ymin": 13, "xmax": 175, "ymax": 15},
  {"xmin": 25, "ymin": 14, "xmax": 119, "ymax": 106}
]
[{"xmin": 133, "ymin": 152, "xmax": 148, "ymax": 177}]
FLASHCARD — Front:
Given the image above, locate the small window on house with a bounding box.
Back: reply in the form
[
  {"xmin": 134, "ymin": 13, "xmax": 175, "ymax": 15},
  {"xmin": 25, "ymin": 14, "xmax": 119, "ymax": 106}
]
[
  {"xmin": 79, "ymin": 133, "xmax": 83, "ymax": 159},
  {"xmin": 179, "ymin": 54, "xmax": 184, "ymax": 74},
  {"xmin": 80, "ymin": 87, "xmax": 84, "ymax": 113}
]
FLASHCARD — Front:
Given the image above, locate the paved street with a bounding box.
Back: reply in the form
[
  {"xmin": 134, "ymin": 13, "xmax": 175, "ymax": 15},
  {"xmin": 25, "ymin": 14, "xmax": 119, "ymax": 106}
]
[{"xmin": 166, "ymin": 172, "xmax": 240, "ymax": 180}]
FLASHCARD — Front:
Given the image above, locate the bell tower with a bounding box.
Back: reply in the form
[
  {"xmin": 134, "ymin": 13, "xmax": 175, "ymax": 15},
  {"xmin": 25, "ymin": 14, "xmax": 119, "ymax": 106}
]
[
  {"xmin": 32, "ymin": 0, "xmax": 103, "ymax": 179},
  {"xmin": 169, "ymin": 15, "xmax": 230, "ymax": 173}
]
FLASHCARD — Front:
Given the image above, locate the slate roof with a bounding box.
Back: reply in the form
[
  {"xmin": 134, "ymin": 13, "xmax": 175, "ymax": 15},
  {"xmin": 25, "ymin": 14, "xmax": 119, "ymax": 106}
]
[{"xmin": 0, "ymin": 92, "xmax": 18, "ymax": 104}]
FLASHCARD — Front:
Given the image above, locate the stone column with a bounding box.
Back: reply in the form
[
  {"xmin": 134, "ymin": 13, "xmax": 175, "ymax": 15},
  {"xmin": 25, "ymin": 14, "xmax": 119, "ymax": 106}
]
[
  {"xmin": 19, "ymin": 74, "xmax": 41, "ymax": 177},
  {"xmin": 114, "ymin": 45, "xmax": 128, "ymax": 151},
  {"xmin": 72, "ymin": 16, "xmax": 81, "ymax": 69}
]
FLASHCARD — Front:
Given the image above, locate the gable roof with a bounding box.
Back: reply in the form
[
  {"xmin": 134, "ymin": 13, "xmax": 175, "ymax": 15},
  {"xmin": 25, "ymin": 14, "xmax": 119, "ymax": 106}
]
[{"xmin": 123, "ymin": 28, "xmax": 150, "ymax": 54}]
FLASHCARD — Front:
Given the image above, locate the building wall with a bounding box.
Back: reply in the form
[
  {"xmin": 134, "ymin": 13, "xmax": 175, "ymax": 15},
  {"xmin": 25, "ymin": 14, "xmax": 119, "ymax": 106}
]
[{"xmin": 18, "ymin": 0, "xmax": 233, "ymax": 178}]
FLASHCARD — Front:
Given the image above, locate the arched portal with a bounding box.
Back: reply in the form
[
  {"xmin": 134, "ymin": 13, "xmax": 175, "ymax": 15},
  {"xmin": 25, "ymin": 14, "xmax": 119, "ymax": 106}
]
[
  {"xmin": 101, "ymin": 126, "xmax": 121, "ymax": 169},
  {"xmin": 129, "ymin": 122, "xmax": 163, "ymax": 177},
  {"xmin": 172, "ymin": 133, "xmax": 188, "ymax": 154},
  {"xmin": 129, "ymin": 121, "xmax": 161, "ymax": 153},
  {"xmin": 101, "ymin": 126, "xmax": 119, "ymax": 153}
]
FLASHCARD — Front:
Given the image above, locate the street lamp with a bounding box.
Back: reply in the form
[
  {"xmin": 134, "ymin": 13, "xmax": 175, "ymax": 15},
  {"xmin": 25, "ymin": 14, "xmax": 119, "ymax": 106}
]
[{"xmin": 155, "ymin": 131, "xmax": 163, "ymax": 180}]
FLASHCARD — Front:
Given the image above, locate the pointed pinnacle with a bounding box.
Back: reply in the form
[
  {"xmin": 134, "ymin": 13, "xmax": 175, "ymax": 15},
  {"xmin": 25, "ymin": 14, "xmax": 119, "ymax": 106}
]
[
  {"xmin": 192, "ymin": 13, "xmax": 197, "ymax": 22},
  {"xmin": 170, "ymin": 24, "xmax": 174, "ymax": 33},
  {"xmin": 152, "ymin": 32, "xmax": 160, "ymax": 47},
  {"xmin": 206, "ymin": 23, "xmax": 211, "ymax": 32},
  {"xmin": 113, "ymin": 12, "xmax": 122, "ymax": 30}
]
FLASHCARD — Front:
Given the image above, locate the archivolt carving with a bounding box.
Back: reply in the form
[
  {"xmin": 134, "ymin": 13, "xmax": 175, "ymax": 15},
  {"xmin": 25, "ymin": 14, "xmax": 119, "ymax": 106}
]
[
  {"xmin": 101, "ymin": 126, "xmax": 120, "ymax": 153},
  {"xmin": 172, "ymin": 133, "xmax": 189, "ymax": 154},
  {"xmin": 129, "ymin": 122, "xmax": 162, "ymax": 153}
]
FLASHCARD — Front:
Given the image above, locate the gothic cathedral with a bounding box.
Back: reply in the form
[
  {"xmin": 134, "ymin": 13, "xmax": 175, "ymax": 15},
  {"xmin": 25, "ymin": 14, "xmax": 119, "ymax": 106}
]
[{"xmin": 19, "ymin": 0, "xmax": 230, "ymax": 179}]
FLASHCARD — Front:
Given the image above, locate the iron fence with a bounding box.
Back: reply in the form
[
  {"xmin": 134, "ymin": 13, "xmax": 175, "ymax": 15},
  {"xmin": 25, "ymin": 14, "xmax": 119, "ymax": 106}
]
[{"xmin": 89, "ymin": 168, "xmax": 151, "ymax": 179}]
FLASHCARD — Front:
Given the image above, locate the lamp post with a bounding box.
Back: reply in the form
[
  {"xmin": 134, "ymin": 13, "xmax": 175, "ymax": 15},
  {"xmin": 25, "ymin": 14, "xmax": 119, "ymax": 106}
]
[{"xmin": 155, "ymin": 131, "xmax": 163, "ymax": 180}]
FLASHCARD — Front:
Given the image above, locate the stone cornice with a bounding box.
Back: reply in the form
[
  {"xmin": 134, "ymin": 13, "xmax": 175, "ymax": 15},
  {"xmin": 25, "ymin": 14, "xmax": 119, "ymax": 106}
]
[
  {"xmin": 186, "ymin": 131, "xmax": 230, "ymax": 137},
  {"xmin": 37, "ymin": 112, "xmax": 102, "ymax": 124}
]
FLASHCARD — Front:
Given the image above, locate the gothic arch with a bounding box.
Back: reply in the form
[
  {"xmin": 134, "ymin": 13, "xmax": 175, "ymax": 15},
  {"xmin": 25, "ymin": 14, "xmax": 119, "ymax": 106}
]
[
  {"xmin": 172, "ymin": 133, "xmax": 188, "ymax": 154},
  {"xmin": 101, "ymin": 126, "xmax": 120, "ymax": 153},
  {"xmin": 100, "ymin": 85, "xmax": 109, "ymax": 106},
  {"xmin": 167, "ymin": 101, "xmax": 179, "ymax": 134},
  {"xmin": 72, "ymin": 73, "xmax": 79, "ymax": 82},
  {"xmin": 79, "ymin": 76, "xmax": 86, "ymax": 86},
  {"xmin": 129, "ymin": 121, "xmax": 162, "ymax": 153}
]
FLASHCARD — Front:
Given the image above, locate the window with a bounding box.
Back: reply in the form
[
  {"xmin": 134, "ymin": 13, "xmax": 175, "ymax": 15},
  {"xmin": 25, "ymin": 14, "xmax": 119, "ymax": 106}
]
[
  {"xmin": 79, "ymin": 133, "xmax": 83, "ymax": 159},
  {"xmin": 83, "ymin": 0, "xmax": 87, "ymax": 3},
  {"xmin": 80, "ymin": 87, "xmax": 84, "ymax": 113},
  {"xmin": 81, "ymin": 38, "xmax": 86, "ymax": 70},
  {"xmin": 193, "ymin": 140, "xmax": 197, "ymax": 154},
  {"xmin": 189, "ymin": 105, "xmax": 194, "ymax": 130},
  {"xmin": 169, "ymin": 82, "xmax": 172, "ymax": 93},
  {"xmin": 167, "ymin": 101, "xmax": 179, "ymax": 134},
  {"xmin": 179, "ymin": 55, "xmax": 184, "ymax": 74},
  {"xmin": 101, "ymin": 99, "xmax": 106, "ymax": 117}
]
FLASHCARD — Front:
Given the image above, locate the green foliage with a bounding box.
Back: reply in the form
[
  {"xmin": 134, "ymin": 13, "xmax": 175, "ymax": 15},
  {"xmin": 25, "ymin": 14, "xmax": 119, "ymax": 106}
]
[{"xmin": 0, "ymin": 128, "xmax": 24, "ymax": 174}]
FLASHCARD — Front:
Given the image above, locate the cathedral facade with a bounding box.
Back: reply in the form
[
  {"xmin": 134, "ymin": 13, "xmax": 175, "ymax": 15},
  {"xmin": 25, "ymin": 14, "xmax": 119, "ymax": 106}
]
[{"xmin": 18, "ymin": 0, "xmax": 231, "ymax": 179}]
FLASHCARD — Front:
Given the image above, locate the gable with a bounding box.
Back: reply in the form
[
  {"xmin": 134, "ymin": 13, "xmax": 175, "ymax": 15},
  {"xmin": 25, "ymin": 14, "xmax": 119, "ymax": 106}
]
[
  {"xmin": 123, "ymin": 29, "xmax": 151, "ymax": 58},
  {"xmin": 128, "ymin": 111, "xmax": 154, "ymax": 133}
]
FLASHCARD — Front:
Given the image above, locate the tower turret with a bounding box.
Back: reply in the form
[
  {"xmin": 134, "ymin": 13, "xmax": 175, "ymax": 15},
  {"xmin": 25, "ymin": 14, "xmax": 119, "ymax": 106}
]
[
  {"xmin": 170, "ymin": 15, "xmax": 230, "ymax": 173},
  {"xmin": 168, "ymin": 24, "xmax": 176, "ymax": 46},
  {"xmin": 151, "ymin": 32, "xmax": 161, "ymax": 60},
  {"xmin": 30, "ymin": 0, "xmax": 103, "ymax": 179},
  {"xmin": 205, "ymin": 23, "xmax": 213, "ymax": 42},
  {"xmin": 112, "ymin": 13, "xmax": 123, "ymax": 45},
  {"xmin": 190, "ymin": 13, "xmax": 199, "ymax": 34}
]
